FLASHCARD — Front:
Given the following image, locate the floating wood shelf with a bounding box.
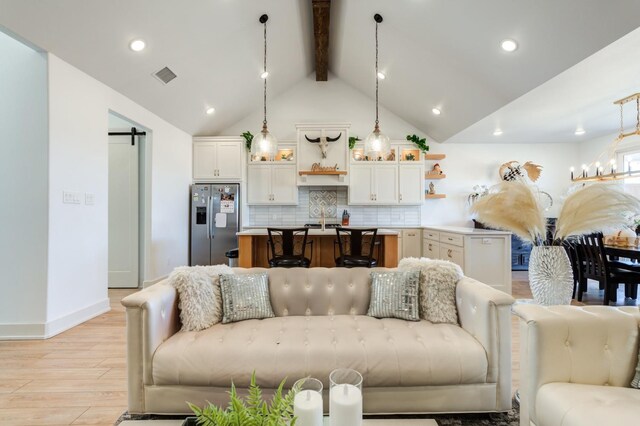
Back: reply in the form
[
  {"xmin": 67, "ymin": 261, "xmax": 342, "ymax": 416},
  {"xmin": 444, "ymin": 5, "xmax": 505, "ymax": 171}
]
[
  {"xmin": 298, "ymin": 170, "xmax": 347, "ymax": 176},
  {"xmin": 425, "ymin": 173, "xmax": 446, "ymax": 179},
  {"xmin": 424, "ymin": 154, "xmax": 446, "ymax": 160},
  {"xmin": 425, "ymin": 194, "xmax": 447, "ymax": 199}
]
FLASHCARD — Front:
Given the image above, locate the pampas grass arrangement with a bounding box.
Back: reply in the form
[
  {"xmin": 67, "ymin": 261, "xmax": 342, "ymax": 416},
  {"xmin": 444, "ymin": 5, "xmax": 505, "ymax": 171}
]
[
  {"xmin": 470, "ymin": 181, "xmax": 547, "ymax": 244},
  {"xmin": 471, "ymin": 182, "xmax": 640, "ymax": 245}
]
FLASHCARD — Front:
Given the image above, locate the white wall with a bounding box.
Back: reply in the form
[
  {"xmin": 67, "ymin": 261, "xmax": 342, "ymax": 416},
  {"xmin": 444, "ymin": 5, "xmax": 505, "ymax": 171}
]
[
  {"xmin": 223, "ymin": 73, "xmax": 580, "ymax": 227},
  {"xmin": 0, "ymin": 31, "xmax": 49, "ymax": 336},
  {"xmin": 222, "ymin": 73, "xmax": 428, "ymax": 142},
  {"xmin": 426, "ymin": 142, "xmax": 578, "ymax": 226},
  {"xmin": 43, "ymin": 54, "xmax": 192, "ymax": 336}
]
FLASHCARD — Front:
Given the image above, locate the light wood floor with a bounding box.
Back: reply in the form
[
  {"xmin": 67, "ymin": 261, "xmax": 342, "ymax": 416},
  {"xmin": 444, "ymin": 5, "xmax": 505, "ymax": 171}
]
[{"xmin": 1, "ymin": 275, "xmax": 636, "ymax": 425}]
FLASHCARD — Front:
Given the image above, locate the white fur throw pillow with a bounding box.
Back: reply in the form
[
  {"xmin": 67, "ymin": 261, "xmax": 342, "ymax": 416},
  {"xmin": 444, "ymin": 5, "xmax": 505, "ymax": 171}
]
[
  {"xmin": 168, "ymin": 264, "xmax": 233, "ymax": 331},
  {"xmin": 398, "ymin": 257, "xmax": 464, "ymax": 325}
]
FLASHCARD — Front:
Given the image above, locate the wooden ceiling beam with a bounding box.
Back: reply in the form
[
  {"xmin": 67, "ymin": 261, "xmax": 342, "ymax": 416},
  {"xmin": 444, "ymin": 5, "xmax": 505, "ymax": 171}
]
[{"xmin": 312, "ymin": 0, "xmax": 331, "ymax": 81}]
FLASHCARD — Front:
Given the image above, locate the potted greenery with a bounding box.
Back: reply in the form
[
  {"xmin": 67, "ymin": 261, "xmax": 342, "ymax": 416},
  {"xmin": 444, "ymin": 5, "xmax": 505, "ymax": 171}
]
[
  {"xmin": 348, "ymin": 136, "xmax": 360, "ymax": 150},
  {"xmin": 241, "ymin": 131, "xmax": 254, "ymax": 151},
  {"xmin": 186, "ymin": 372, "xmax": 300, "ymax": 426},
  {"xmin": 405, "ymin": 134, "xmax": 429, "ymax": 153}
]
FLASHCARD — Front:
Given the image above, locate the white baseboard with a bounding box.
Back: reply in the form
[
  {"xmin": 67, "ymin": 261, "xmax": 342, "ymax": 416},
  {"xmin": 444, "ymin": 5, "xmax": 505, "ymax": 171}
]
[
  {"xmin": 0, "ymin": 298, "xmax": 110, "ymax": 340},
  {"xmin": 143, "ymin": 275, "xmax": 168, "ymax": 288}
]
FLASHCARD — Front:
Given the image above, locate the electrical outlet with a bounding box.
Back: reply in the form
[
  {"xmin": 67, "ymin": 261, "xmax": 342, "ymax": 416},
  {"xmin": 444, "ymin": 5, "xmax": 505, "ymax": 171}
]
[
  {"xmin": 271, "ymin": 214, "xmax": 278, "ymax": 221},
  {"xmin": 482, "ymin": 238, "xmax": 492, "ymax": 244},
  {"xmin": 85, "ymin": 193, "xmax": 95, "ymax": 205}
]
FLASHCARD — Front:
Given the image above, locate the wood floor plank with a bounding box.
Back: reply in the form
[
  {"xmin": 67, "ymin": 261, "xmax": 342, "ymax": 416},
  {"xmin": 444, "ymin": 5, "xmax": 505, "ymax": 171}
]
[
  {"xmin": 71, "ymin": 406, "xmax": 127, "ymax": 425},
  {"xmin": 42, "ymin": 350, "xmax": 124, "ymax": 359},
  {"xmin": 0, "ymin": 391, "xmax": 128, "ymax": 409},
  {"xmin": 0, "ymin": 368, "xmax": 109, "ymax": 380},
  {"xmin": 15, "ymin": 379, "xmax": 126, "ymax": 393},
  {"xmin": 99, "ymin": 368, "xmax": 127, "ymax": 379},
  {"xmin": 0, "ymin": 358, "xmax": 104, "ymax": 369},
  {"xmin": 97, "ymin": 357, "xmax": 126, "ymax": 368},
  {"xmin": 0, "ymin": 380, "xmax": 30, "ymax": 393},
  {"xmin": 0, "ymin": 407, "xmax": 88, "ymax": 425}
]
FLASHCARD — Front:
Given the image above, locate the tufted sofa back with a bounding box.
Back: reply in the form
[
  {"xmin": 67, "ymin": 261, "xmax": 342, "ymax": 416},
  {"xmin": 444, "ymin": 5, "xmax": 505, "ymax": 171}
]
[{"xmin": 233, "ymin": 267, "xmax": 385, "ymax": 316}]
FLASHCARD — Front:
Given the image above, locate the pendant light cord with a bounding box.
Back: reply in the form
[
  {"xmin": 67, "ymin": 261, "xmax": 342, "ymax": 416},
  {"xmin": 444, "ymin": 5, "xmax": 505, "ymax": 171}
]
[
  {"xmin": 375, "ymin": 21, "xmax": 379, "ymax": 126},
  {"xmin": 263, "ymin": 21, "xmax": 268, "ymax": 127}
]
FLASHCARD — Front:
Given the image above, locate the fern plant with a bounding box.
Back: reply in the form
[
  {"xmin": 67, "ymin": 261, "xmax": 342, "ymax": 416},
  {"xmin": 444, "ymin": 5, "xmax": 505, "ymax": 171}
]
[
  {"xmin": 188, "ymin": 372, "xmax": 300, "ymax": 426},
  {"xmin": 405, "ymin": 134, "xmax": 429, "ymax": 153},
  {"xmin": 241, "ymin": 131, "xmax": 254, "ymax": 151}
]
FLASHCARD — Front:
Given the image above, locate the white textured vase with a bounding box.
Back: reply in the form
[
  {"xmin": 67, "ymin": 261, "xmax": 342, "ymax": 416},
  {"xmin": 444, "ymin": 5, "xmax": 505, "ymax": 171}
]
[{"xmin": 528, "ymin": 246, "xmax": 574, "ymax": 305}]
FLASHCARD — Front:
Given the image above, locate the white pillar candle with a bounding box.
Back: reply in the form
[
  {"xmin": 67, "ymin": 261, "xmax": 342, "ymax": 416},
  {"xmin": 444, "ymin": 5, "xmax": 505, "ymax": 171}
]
[
  {"xmin": 329, "ymin": 383, "xmax": 362, "ymax": 426},
  {"xmin": 294, "ymin": 389, "xmax": 323, "ymax": 426}
]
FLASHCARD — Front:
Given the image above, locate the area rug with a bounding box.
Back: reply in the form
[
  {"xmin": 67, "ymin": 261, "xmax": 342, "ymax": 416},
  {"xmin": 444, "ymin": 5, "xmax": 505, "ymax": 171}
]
[{"xmin": 115, "ymin": 400, "xmax": 519, "ymax": 425}]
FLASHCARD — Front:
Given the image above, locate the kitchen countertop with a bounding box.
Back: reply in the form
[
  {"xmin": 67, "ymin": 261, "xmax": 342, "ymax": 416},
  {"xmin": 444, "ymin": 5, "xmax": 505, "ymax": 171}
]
[
  {"xmin": 237, "ymin": 228, "xmax": 400, "ymax": 236},
  {"xmin": 422, "ymin": 225, "xmax": 511, "ymax": 235}
]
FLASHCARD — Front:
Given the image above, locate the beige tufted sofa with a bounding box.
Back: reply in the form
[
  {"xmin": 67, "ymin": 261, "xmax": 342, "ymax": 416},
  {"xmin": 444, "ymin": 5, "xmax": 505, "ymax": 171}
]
[
  {"xmin": 514, "ymin": 305, "xmax": 640, "ymax": 426},
  {"xmin": 121, "ymin": 267, "xmax": 514, "ymax": 415}
]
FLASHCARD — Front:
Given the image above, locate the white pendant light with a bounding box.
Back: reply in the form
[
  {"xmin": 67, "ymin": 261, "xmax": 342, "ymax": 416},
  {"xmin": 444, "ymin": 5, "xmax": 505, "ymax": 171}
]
[
  {"xmin": 364, "ymin": 14, "xmax": 390, "ymax": 159},
  {"xmin": 251, "ymin": 14, "xmax": 277, "ymax": 160}
]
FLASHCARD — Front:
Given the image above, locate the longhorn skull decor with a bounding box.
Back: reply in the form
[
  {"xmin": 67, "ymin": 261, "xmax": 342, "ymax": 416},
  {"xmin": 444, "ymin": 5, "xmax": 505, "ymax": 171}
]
[{"xmin": 305, "ymin": 133, "xmax": 342, "ymax": 159}]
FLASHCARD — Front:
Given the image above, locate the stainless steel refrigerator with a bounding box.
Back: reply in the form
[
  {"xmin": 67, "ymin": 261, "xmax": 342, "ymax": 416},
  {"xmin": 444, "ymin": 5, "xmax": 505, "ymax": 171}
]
[{"xmin": 190, "ymin": 183, "xmax": 240, "ymax": 266}]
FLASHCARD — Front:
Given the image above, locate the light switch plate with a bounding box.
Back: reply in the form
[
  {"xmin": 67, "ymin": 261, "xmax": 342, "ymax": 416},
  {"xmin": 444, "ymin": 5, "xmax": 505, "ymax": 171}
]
[
  {"xmin": 85, "ymin": 193, "xmax": 95, "ymax": 205},
  {"xmin": 63, "ymin": 191, "xmax": 82, "ymax": 204}
]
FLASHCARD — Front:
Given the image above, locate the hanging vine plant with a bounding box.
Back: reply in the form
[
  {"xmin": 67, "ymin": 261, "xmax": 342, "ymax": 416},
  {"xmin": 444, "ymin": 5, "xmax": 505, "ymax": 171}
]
[
  {"xmin": 348, "ymin": 136, "xmax": 361, "ymax": 150},
  {"xmin": 241, "ymin": 131, "xmax": 254, "ymax": 151},
  {"xmin": 406, "ymin": 134, "xmax": 429, "ymax": 153}
]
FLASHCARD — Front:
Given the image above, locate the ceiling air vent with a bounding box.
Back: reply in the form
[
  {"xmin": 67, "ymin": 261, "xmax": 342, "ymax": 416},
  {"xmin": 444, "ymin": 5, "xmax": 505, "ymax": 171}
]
[{"xmin": 153, "ymin": 66, "xmax": 177, "ymax": 85}]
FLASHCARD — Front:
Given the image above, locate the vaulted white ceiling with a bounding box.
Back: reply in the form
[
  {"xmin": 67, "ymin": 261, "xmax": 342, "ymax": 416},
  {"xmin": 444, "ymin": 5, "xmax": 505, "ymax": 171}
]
[{"xmin": 1, "ymin": 0, "xmax": 639, "ymax": 142}]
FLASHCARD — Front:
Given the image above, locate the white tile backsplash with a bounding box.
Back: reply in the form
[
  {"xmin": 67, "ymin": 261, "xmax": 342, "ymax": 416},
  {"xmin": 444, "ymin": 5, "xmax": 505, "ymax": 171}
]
[{"xmin": 248, "ymin": 187, "xmax": 421, "ymax": 227}]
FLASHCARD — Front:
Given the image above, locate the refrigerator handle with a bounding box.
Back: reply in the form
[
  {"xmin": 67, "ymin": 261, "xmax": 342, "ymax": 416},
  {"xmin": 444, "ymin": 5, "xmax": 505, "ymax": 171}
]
[
  {"xmin": 209, "ymin": 195, "xmax": 215, "ymax": 239},
  {"xmin": 206, "ymin": 196, "xmax": 212, "ymax": 239}
]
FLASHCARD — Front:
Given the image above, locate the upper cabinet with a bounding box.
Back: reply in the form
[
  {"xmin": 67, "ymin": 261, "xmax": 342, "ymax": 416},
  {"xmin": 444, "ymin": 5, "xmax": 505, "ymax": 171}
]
[
  {"xmin": 193, "ymin": 137, "xmax": 243, "ymax": 181},
  {"xmin": 247, "ymin": 164, "xmax": 297, "ymax": 205},
  {"xmin": 348, "ymin": 142, "xmax": 424, "ymax": 205}
]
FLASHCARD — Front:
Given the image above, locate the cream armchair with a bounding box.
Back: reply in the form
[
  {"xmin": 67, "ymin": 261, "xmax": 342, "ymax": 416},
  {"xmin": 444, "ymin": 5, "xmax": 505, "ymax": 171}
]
[{"xmin": 514, "ymin": 305, "xmax": 640, "ymax": 426}]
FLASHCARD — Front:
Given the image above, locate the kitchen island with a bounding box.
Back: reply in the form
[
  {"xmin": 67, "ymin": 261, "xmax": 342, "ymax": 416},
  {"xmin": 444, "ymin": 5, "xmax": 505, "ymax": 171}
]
[{"xmin": 237, "ymin": 228, "xmax": 400, "ymax": 268}]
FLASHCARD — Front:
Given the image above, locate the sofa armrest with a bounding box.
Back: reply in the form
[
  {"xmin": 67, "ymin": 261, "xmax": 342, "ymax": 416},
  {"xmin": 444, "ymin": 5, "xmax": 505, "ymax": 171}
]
[
  {"xmin": 121, "ymin": 281, "xmax": 180, "ymax": 414},
  {"xmin": 513, "ymin": 305, "xmax": 640, "ymax": 426},
  {"xmin": 456, "ymin": 277, "xmax": 515, "ymax": 411}
]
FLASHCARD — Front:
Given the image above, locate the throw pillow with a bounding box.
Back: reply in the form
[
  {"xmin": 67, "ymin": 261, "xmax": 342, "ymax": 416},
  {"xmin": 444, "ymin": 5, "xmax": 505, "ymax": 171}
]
[
  {"xmin": 398, "ymin": 257, "xmax": 464, "ymax": 325},
  {"xmin": 632, "ymin": 348, "xmax": 640, "ymax": 388},
  {"xmin": 219, "ymin": 273, "xmax": 275, "ymax": 323},
  {"xmin": 367, "ymin": 270, "xmax": 421, "ymax": 321},
  {"xmin": 168, "ymin": 264, "xmax": 233, "ymax": 332}
]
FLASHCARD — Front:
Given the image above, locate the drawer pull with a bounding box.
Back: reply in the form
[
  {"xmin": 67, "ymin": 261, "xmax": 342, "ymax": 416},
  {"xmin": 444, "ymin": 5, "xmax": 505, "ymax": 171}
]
[
  {"xmin": 448, "ymin": 237, "xmax": 453, "ymax": 241},
  {"xmin": 428, "ymin": 244, "xmax": 432, "ymax": 250},
  {"xmin": 447, "ymin": 249, "xmax": 452, "ymax": 258},
  {"xmin": 408, "ymin": 233, "xmax": 416, "ymax": 237}
]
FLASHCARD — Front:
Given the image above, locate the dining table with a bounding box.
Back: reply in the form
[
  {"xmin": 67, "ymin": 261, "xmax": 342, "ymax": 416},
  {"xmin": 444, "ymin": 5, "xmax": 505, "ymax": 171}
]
[{"xmin": 605, "ymin": 244, "xmax": 640, "ymax": 261}]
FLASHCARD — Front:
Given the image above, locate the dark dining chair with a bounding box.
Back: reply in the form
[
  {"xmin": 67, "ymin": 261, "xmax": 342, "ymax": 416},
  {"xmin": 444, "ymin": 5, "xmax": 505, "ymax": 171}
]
[
  {"xmin": 334, "ymin": 227, "xmax": 378, "ymax": 268},
  {"xmin": 562, "ymin": 240, "xmax": 582, "ymax": 300},
  {"xmin": 266, "ymin": 228, "xmax": 312, "ymax": 268},
  {"xmin": 576, "ymin": 233, "xmax": 640, "ymax": 304}
]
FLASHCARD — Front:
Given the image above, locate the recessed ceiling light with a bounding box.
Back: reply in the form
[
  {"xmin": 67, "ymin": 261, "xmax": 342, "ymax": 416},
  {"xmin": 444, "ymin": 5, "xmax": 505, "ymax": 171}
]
[
  {"xmin": 377, "ymin": 72, "xmax": 386, "ymax": 80},
  {"xmin": 431, "ymin": 108, "xmax": 441, "ymax": 115},
  {"xmin": 206, "ymin": 107, "xmax": 215, "ymax": 115},
  {"xmin": 260, "ymin": 71, "xmax": 269, "ymax": 79},
  {"xmin": 575, "ymin": 128, "xmax": 585, "ymax": 135},
  {"xmin": 500, "ymin": 39, "xmax": 518, "ymax": 52},
  {"xmin": 493, "ymin": 129, "xmax": 503, "ymax": 136},
  {"xmin": 129, "ymin": 39, "xmax": 146, "ymax": 52}
]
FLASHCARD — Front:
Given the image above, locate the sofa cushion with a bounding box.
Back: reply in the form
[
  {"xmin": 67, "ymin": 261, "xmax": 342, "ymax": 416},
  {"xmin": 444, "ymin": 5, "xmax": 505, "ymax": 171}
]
[
  {"xmin": 535, "ymin": 382, "xmax": 640, "ymax": 426},
  {"xmin": 151, "ymin": 315, "xmax": 488, "ymax": 389}
]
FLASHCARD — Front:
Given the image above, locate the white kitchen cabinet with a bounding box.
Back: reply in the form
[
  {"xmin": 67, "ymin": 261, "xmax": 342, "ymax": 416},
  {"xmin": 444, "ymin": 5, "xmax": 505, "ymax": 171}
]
[
  {"xmin": 423, "ymin": 226, "xmax": 512, "ymax": 294},
  {"xmin": 349, "ymin": 166, "xmax": 374, "ymax": 204},
  {"xmin": 193, "ymin": 137, "xmax": 243, "ymax": 181},
  {"xmin": 401, "ymin": 229, "xmax": 422, "ymax": 258},
  {"xmin": 271, "ymin": 165, "xmax": 297, "ymax": 204},
  {"xmin": 374, "ymin": 166, "xmax": 398, "ymax": 204},
  {"xmin": 247, "ymin": 164, "xmax": 297, "ymax": 205},
  {"xmin": 398, "ymin": 165, "xmax": 425, "ymax": 205},
  {"xmin": 348, "ymin": 165, "xmax": 397, "ymax": 204}
]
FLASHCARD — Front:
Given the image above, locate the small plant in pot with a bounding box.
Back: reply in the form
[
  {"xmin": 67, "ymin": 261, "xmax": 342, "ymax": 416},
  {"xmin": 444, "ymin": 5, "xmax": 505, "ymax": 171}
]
[
  {"xmin": 241, "ymin": 131, "xmax": 254, "ymax": 151},
  {"xmin": 187, "ymin": 372, "xmax": 300, "ymax": 426}
]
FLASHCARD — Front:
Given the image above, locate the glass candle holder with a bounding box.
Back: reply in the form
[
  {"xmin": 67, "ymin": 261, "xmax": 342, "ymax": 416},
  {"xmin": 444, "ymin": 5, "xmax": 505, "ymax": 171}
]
[
  {"xmin": 293, "ymin": 378, "xmax": 323, "ymax": 426},
  {"xmin": 329, "ymin": 369, "xmax": 363, "ymax": 426}
]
